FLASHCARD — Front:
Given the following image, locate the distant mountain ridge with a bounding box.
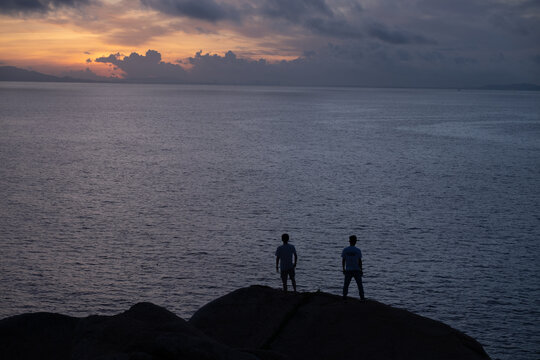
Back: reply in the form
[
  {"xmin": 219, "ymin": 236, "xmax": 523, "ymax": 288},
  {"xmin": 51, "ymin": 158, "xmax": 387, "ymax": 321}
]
[
  {"xmin": 1, "ymin": 65, "xmax": 539, "ymax": 90},
  {"xmin": 0, "ymin": 66, "xmax": 89, "ymax": 83},
  {"xmin": 1, "ymin": 66, "xmax": 62, "ymax": 82}
]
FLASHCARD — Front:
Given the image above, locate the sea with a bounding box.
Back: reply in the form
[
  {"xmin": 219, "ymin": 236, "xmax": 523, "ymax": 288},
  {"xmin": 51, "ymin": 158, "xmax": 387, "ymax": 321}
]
[{"xmin": 0, "ymin": 82, "xmax": 539, "ymax": 360}]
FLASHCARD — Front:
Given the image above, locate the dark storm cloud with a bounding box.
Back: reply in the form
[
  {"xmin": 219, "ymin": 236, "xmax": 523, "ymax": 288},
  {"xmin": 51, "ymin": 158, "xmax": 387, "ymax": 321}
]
[
  {"xmin": 141, "ymin": 0, "xmax": 338, "ymax": 27},
  {"xmin": 454, "ymin": 56, "xmax": 477, "ymax": 65},
  {"xmin": 396, "ymin": 49, "xmax": 411, "ymax": 62},
  {"xmin": 94, "ymin": 45, "xmax": 539, "ymax": 88},
  {"xmin": 305, "ymin": 18, "xmax": 362, "ymax": 39},
  {"xmin": 140, "ymin": 0, "xmax": 363, "ymax": 40},
  {"xmin": 418, "ymin": 51, "xmax": 445, "ymax": 64},
  {"xmin": 5, "ymin": 0, "xmax": 536, "ymax": 88},
  {"xmin": 141, "ymin": 0, "xmax": 241, "ymax": 22},
  {"xmin": 138, "ymin": 0, "xmax": 445, "ymax": 46},
  {"xmin": 366, "ymin": 23, "xmax": 435, "ymax": 45},
  {"xmin": 95, "ymin": 50, "xmax": 187, "ymax": 81},
  {"xmin": 419, "ymin": 0, "xmax": 539, "ymax": 16},
  {"xmin": 0, "ymin": 0, "xmax": 88, "ymax": 13},
  {"xmin": 416, "ymin": 0, "xmax": 490, "ymax": 15},
  {"xmin": 260, "ymin": 0, "xmax": 370, "ymax": 41},
  {"xmin": 416, "ymin": 0, "xmax": 540, "ymax": 38},
  {"xmin": 185, "ymin": 50, "xmax": 275, "ymax": 83},
  {"xmin": 182, "ymin": 48, "xmax": 369, "ymax": 86},
  {"xmin": 261, "ymin": 0, "xmax": 333, "ymax": 21},
  {"xmin": 96, "ymin": 49, "xmax": 318, "ymax": 86}
]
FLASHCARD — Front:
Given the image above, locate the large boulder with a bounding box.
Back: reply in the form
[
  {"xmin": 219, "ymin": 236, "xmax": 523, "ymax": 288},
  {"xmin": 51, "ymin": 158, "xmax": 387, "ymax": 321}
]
[
  {"xmin": 0, "ymin": 286, "xmax": 491, "ymax": 360},
  {"xmin": 190, "ymin": 285, "xmax": 491, "ymax": 360},
  {"xmin": 0, "ymin": 312, "xmax": 77, "ymax": 359},
  {"xmin": 0, "ymin": 302, "xmax": 259, "ymax": 360}
]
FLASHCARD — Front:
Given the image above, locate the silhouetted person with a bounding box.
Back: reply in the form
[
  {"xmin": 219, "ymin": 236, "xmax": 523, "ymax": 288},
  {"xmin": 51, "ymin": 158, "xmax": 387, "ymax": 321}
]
[
  {"xmin": 275, "ymin": 233, "xmax": 297, "ymax": 292},
  {"xmin": 342, "ymin": 235, "xmax": 365, "ymax": 300}
]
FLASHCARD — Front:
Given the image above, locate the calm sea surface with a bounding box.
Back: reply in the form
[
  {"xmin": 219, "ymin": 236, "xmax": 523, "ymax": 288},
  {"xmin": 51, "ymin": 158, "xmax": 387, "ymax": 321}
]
[{"xmin": 1, "ymin": 82, "xmax": 539, "ymax": 359}]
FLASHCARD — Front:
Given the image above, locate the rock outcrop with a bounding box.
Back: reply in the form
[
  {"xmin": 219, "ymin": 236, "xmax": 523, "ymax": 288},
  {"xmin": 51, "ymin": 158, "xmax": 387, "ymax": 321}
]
[
  {"xmin": 189, "ymin": 286, "xmax": 491, "ymax": 360},
  {"xmin": 0, "ymin": 302, "xmax": 259, "ymax": 360},
  {"xmin": 0, "ymin": 286, "xmax": 491, "ymax": 360}
]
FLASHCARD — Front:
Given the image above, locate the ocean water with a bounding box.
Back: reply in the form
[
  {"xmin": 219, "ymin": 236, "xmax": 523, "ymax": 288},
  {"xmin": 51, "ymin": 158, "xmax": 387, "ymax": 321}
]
[{"xmin": 0, "ymin": 82, "xmax": 539, "ymax": 359}]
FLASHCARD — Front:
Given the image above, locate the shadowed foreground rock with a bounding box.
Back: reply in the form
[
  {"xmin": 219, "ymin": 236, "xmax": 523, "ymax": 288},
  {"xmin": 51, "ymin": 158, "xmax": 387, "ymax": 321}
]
[
  {"xmin": 189, "ymin": 286, "xmax": 491, "ymax": 360},
  {"xmin": 0, "ymin": 302, "xmax": 259, "ymax": 360},
  {"xmin": 0, "ymin": 286, "xmax": 491, "ymax": 360}
]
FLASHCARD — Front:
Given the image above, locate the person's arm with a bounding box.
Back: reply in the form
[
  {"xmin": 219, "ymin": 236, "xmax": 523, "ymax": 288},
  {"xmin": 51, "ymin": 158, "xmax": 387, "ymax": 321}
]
[
  {"xmin": 276, "ymin": 256, "xmax": 280, "ymax": 273},
  {"xmin": 342, "ymin": 258, "xmax": 346, "ymax": 273},
  {"xmin": 359, "ymin": 258, "xmax": 363, "ymax": 276},
  {"xmin": 293, "ymin": 252, "xmax": 298, "ymax": 268}
]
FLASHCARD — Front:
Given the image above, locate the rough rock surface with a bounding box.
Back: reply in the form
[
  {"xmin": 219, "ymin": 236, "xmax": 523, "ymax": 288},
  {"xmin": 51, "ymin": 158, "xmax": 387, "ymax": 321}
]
[
  {"xmin": 190, "ymin": 285, "xmax": 492, "ymax": 360},
  {"xmin": 0, "ymin": 302, "xmax": 259, "ymax": 360},
  {"xmin": 0, "ymin": 286, "xmax": 491, "ymax": 360}
]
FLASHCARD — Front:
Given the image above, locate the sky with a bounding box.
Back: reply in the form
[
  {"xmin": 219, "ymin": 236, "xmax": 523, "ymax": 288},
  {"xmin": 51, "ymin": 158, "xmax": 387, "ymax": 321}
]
[{"xmin": 1, "ymin": 0, "xmax": 539, "ymax": 87}]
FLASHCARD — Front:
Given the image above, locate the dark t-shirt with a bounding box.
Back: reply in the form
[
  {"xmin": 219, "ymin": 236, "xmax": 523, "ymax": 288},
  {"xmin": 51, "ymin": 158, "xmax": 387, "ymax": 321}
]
[
  {"xmin": 341, "ymin": 246, "xmax": 362, "ymax": 271},
  {"xmin": 276, "ymin": 244, "xmax": 296, "ymax": 271}
]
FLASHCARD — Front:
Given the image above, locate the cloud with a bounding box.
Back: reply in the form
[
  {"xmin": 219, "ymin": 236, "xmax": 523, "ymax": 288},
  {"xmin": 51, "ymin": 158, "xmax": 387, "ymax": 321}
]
[
  {"xmin": 454, "ymin": 56, "xmax": 477, "ymax": 65},
  {"xmin": 258, "ymin": 0, "xmax": 369, "ymax": 41},
  {"xmin": 141, "ymin": 0, "xmax": 241, "ymax": 22},
  {"xmin": 140, "ymin": 0, "xmax": 364, "ymax": 41},
  {"xmin": 62, "ymin": 67, "xmax": 109, "ymax": 81},
  {"xmin": 261, "ymin": 0, "xmax": 333, "ymax": 22},
  {"xmin": 47, "ymin": 42, "xmax": 536, "ymax": 88},
  {"xmin": 95, "ymin": 50, "xmax": 187, "ymax": 81},
  {"xmin": 418, "ymin": 51, "xmax": 445, "ymax": 64},
  {"xmin": 94, "ymin": 49, "xmax": 312, "ymax": 85},
  {"xmin": 185, "ymin": 50, "xmax": 283, "ymax": 84},
  {"xmin": 2, "ymin": 0, "xmax": 539, "ymax": 87},
  {"xmin": 366, "ymin": 23, "xmax": 436, "ymax": 45},
  {"xmin": 305, "ymin": 18, "xmax": 363, "ymax": 39},
  {"xmin": 0, "ymin": 0, "xmax": 89, "ymax": 13},
  {"xmin": 181, "ymin": 48, "xmax": 364, "ymax": 86},
  {"xmin": 108, "ymin": 25, "xmax": 170, "ymax": 46}
]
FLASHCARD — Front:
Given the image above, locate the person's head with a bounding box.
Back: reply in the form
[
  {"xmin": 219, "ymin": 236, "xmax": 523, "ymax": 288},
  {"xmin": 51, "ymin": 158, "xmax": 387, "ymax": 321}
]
[
  {"xmin": 282, "ymin": 233, "xmax": 289, "ymax": 244},
  {"xmin": 349, "ymin": 235, "xmax": 357, "ymax": 245}
]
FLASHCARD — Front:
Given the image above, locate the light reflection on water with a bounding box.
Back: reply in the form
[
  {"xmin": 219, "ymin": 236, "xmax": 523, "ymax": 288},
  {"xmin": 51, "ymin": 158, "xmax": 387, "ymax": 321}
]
[{"xmin": 1, "ymin": 82, "xmax": 539, "ymax": 360}]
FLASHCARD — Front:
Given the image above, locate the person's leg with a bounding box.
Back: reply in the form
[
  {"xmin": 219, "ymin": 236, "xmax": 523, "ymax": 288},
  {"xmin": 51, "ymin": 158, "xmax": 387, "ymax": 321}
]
[
  {"xmin": 290, "ymin": 269, "xmax": 297, "ymax": 292},
  {"xmin": 343, "ymin": 271, "xmax": 353, "ymax": 298},
  {"xmin": 353, "ymin": 271, "xmax": 365, "ymax": 300},
  {"xmin": 280, "ymin": 271, "xmax": 288, "ymax": 292}
]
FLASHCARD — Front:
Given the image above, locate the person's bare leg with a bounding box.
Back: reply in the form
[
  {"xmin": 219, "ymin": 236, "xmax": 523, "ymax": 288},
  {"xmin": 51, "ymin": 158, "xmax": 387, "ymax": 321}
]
[
  {"xmin": 291, "ymin": 276, "xmax": 297, "ymax": 292},
  {"xmin": 282, "ymin": 277, "xmax": 288, "ymax": 292}
]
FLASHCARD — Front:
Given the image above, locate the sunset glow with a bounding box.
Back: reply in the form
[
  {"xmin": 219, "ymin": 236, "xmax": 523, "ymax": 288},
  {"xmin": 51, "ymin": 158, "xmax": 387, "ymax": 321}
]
[{"xmin": 1, "ymin": 0, "xmax": 539, "ymax": 87}]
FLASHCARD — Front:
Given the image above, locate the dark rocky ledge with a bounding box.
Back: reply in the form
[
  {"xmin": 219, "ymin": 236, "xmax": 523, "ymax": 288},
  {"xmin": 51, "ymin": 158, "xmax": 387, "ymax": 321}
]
[{"xmin": 0, "ymin": 285, "xmax": 491, "ymax": 360}]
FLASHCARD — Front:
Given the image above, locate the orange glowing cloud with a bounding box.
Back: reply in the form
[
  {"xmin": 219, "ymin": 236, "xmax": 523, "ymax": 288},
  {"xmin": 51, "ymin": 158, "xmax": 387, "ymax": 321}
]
[
  {"xmin": 0, "ymin": 0, "xmax": 304, "ymax": 76},
  {"xmin": 1, "ymin": 0, "xmax": 538, "ymax": 87}
]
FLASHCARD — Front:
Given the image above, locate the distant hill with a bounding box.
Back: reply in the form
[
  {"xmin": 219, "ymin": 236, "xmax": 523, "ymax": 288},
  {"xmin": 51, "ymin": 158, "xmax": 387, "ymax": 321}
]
[
  {"xmin": 0, "ymin": 66, "xmax": 90, "ymax": 83},
  {"xmin": 1, "ymin": 66, "xmax": 62, "ymax": 82},
  {"xmin": 479, "ymin": 83, "xmax": 540, "ymax": 91},
  {"xmin": 2, "ymin": 65, "xmax": 540, "ymax": 91}
]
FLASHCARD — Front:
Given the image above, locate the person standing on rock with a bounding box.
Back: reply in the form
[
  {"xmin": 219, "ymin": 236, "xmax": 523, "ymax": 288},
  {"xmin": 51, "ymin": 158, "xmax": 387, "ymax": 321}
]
[
  {"xmin": 342, "ymin": 235, "xmax": 365, "ymax": 300},
  {"xmin": 275, "ymin": 233, "xmax": 297, "ymax": 292}
]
